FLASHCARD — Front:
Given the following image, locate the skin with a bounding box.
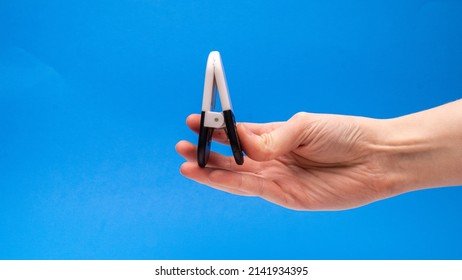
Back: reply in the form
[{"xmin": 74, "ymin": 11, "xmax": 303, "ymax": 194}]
[{"xmin": 176, "ymin": 99, "xmax": 462, "ymax": 211}]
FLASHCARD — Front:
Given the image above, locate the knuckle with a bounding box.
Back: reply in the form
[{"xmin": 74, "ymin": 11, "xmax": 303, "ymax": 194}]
[{"xmin": 292, "ymin": 112, "xmax": 309, "ymax": 121}]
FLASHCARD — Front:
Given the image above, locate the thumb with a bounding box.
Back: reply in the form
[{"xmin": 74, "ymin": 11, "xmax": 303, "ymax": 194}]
[{"xmin": 238, "ymin": 114, "xmax": 307, "ymax": 162}]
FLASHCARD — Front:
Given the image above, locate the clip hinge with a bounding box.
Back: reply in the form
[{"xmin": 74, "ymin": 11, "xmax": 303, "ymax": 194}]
[{"xmin": 203, "ymin": 111, "xmax": 225, "ymax": 129}]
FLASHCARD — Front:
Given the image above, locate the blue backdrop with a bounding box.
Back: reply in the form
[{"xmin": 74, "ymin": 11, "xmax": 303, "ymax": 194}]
[{"xmin": 1, "ymin": 0, "xmax": 461, "ymax": 259}]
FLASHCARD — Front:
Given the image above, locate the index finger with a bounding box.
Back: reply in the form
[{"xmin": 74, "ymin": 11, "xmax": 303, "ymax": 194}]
[{"xmin": 186, "ymin": 114, "xmax": 284, "ymax": 138}]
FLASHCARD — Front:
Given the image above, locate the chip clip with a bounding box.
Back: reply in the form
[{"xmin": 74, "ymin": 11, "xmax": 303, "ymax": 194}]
[{"xmin": 197, "ymin": 51, "xmax": 244, "ymax": 167}]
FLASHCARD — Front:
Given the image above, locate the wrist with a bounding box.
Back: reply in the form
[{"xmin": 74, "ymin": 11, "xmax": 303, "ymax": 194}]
[
  {"xmin": 374, "ymin": 104, "xmax": 462, "ymax": 195},
  {"xmin": 377, "ymin": 117, "xmax": 437, "ymax": 194}
]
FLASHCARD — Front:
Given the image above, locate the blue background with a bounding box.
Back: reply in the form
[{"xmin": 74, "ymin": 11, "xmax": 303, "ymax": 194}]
[{"xmin": 1, "ymin": 0, "xmax": 461, "ymax": 259}]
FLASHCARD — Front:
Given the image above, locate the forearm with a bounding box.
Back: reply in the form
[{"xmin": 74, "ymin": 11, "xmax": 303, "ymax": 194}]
[{"xmin": 378, "ymin": 99, "xmax": 462, "ymax": 194}]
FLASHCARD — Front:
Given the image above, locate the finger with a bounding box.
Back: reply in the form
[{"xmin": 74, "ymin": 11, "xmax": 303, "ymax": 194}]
[
  {"xmin": 180, "ymin": 162, "xmax": 289, "ymax": 207},
  {"xmin": 238, "ymin": 114, "xmax": 307, "ymax": 162},
  {"xmin": 238, "ymin": 121, "xmax": 284, "ymax": 135},
  {"xmin": 186, "ymin": 114, "xmax": 230, "ymax": 145},
  {"xmin": 175, "ymin": 140, "xmax": 263, "ymax": 173},
  {"xmin": 185, "ymin": 114, "xmax": 201, "ymax": 132},
  {"xmin": 186, "ymin": 114, "xmax": 284, "ymax": 145},
  {"xmin": 180, "ymin": 162, "xmax": 253, "ymax": 196},
  {"xmin": 175, "ymin": 140, "xmax": 198, "ymax": 162}
]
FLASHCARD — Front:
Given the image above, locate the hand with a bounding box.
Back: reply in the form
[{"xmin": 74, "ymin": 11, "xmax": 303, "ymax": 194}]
[{"xmin": 176, "ymin": 112, "xmax": 395, "ymax": 210}]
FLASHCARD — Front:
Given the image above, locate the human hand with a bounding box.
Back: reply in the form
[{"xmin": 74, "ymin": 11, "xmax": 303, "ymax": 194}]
[{"xmin": 176, "ymin": 112, "xmax": 395, "ymax": 210}]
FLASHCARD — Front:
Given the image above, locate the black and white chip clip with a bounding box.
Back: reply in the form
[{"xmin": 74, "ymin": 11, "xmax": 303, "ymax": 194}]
[{"xmin": 197, "ymin": 51, "xmax": 244, "ymax": 167}]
